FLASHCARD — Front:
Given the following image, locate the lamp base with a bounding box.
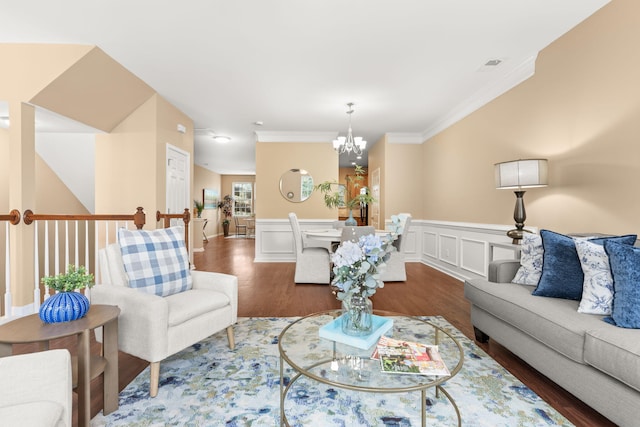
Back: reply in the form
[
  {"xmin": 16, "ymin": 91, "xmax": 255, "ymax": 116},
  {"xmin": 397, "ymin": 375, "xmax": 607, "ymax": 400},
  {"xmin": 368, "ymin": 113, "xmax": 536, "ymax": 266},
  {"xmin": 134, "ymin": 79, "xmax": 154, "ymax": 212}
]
[{"xmin": 507, "ymin": 228, "xmax": 532, "ymax": 245}]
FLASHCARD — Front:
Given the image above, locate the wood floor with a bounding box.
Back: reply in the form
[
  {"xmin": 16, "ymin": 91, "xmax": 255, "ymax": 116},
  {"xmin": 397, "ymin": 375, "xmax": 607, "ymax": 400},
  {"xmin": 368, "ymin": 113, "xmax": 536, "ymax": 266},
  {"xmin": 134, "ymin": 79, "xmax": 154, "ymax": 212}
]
[{"xmin": 18, "ymin": 235, "xmax": 615, "ymax": 426}]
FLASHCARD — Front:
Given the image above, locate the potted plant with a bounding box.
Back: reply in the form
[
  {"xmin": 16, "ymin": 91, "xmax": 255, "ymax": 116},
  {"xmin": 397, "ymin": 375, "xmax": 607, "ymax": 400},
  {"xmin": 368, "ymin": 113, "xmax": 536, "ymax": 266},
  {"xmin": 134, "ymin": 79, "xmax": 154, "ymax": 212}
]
[
  {"xmin": 194, "ymin": 199, "xmax": 204, "ymax": 218},
  {"xmin": 39, "ymin": 265, "xmax": 95, "ymax": 323},
  {"xmin": 315, "ymin": 165, "xmax": 376, "ymax": 225},
  {"xmin": 218, "ymin": 195, "xmax": 234, "ymax": 236}
]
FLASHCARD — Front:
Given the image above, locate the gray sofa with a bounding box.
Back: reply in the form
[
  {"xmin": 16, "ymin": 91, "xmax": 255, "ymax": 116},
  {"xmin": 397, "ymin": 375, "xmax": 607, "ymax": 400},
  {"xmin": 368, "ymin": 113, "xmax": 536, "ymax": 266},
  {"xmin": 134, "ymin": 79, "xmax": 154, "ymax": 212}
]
[{"xmin": 464, "ymin": 259, "xmax": 640, "ymax": 427}]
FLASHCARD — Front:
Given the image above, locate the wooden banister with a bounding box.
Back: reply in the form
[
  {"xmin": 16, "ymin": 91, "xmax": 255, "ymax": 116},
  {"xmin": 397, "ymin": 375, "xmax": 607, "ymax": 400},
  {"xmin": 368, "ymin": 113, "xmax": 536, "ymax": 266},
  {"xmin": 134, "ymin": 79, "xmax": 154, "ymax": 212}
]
[
  {"xmin": 0, "ymin": 210, "xmax": 21, "ymax": 225},
  {"xmin": 23, "ymin": 207, "xmax": 146, "ymax": 229},
  {"xmin": 156, "ymin": 209, "xmax": 191, "ymax": 250}
]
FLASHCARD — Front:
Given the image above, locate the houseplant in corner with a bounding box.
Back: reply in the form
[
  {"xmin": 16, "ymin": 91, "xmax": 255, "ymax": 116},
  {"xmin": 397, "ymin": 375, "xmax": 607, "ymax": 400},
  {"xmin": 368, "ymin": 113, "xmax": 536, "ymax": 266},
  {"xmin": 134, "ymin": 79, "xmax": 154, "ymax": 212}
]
[
  {"xmin": 218, "ymin": 195, "xmax": 234, "ymax": 237},
  {"xmin": 39, "ymin": 264, "xmax": 95, "ymax": 323},
  {"xmin": 194, "ymin": 199, "xmax": 204, "ymax": 218},
  {"xmin": 315, "ymin": 165, "xmax": 375, "ymax": 225}
]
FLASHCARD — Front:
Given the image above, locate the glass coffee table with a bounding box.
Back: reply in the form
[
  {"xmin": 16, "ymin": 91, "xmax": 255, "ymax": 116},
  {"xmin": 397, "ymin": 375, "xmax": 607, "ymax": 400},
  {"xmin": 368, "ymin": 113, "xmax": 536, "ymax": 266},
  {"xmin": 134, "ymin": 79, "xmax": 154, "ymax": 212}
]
[{"xmin": 278, "ymin": 310, "xmax": 464, "ymax": 426}]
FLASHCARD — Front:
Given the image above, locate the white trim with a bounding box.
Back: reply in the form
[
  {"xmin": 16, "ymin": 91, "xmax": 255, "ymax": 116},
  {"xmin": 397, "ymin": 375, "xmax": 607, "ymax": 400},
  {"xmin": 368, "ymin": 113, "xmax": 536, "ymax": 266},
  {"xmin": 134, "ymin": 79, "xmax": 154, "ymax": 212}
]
[
  {"xmin": 254, "ymin": 131, "xmax": 338, "ymax": 143},
  {"xmin": 422, "ymin": 54, "xmax": 538, "ymax": 141},
  {"xmin": 385, "ymin": 133, "xmax": 424, "ymax": 144}
]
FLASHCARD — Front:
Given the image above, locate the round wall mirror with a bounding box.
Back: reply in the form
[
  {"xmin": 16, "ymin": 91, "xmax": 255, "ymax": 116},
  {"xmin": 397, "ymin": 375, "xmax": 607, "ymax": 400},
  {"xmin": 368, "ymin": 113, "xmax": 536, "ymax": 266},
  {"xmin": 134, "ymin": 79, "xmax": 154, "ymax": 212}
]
[{"xmin": 280, "ymin": 169, "xmax": 314, "ymax": 203}]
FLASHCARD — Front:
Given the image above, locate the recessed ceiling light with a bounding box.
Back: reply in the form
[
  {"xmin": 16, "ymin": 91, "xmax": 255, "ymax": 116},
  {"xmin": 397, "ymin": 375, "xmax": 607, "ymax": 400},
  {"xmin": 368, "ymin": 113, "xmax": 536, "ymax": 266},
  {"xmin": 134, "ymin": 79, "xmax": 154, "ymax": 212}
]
[
  {"xmin": 254, "ymin": 121, "xmax": 264, "ymax": 126},
  {"xmin": 213, "ymin": 135, "xmax": 231, "ymax": 143},
  {"xmin": 484, "ymin": 59, "xmax": 502, "ymax": 66}
]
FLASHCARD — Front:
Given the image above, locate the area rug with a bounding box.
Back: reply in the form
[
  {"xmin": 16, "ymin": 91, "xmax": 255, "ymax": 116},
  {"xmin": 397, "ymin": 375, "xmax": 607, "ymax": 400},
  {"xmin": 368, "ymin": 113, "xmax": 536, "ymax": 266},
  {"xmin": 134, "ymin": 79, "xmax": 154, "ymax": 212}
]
[{"xmin": 91, "ymin": 316, "xmax": 573, "ymax": 426}]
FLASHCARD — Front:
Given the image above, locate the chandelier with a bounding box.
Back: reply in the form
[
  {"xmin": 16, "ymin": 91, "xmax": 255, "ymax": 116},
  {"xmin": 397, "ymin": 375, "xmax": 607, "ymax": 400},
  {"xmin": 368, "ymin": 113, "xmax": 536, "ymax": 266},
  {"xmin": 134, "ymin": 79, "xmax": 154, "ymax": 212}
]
[{"xmin": 332, "ymin": 103, "xmax": 367, "ymax": 155}]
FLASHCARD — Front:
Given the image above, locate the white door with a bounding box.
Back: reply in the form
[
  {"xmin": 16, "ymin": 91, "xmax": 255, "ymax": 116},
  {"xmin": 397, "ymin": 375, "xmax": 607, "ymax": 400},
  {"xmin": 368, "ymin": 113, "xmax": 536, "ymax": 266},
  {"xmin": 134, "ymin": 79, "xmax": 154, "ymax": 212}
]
[
  {"xmin": 166, "ymin": 145, "xmax": 190, "ymax": 227},
  {"xmin": 370, "ymin": 168, "xmax": 381, "ymax": 229}
]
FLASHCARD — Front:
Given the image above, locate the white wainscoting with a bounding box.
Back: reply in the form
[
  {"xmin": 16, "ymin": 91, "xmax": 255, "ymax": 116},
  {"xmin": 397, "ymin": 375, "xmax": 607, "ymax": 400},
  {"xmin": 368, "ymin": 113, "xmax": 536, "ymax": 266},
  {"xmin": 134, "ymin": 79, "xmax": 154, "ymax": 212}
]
[{"xmin": 254, "ymin": 218, "xmax": 526, "ymax": 281}]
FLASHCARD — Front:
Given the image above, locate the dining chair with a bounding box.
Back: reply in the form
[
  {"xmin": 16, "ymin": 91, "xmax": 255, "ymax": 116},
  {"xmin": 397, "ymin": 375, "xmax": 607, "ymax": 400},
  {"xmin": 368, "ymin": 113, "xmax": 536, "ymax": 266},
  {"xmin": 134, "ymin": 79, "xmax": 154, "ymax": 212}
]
[
  {"xmin": 340, "ymin": 226, "xmax": 375, "ymax": 243},
  {"xmin": 379, "ymin": 213, "xmax": 412, "ymax": 282},
  {"xmin": 234, "ymin": 216, "xmax": 247, "ymax": 237},
  {"xmin": 288, "ymin": 212, "xmax": 331, "ymax": 284}
]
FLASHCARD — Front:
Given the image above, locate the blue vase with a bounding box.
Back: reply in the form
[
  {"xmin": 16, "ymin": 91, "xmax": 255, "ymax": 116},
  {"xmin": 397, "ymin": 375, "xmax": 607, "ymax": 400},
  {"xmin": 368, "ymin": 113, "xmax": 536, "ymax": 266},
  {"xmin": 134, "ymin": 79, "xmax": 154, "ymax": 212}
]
[
  {"xmin": 39, "ymin": 292, "xmax": 90, "ymax": 323},
  {"xmin": 345, "ymin": 210, "xmax": 357, "ymax": 226}
]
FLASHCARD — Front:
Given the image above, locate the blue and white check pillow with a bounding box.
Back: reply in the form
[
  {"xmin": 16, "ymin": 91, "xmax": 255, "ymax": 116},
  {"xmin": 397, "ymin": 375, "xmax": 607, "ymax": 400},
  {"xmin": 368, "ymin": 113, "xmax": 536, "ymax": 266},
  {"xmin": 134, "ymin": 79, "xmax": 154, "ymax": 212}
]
[
  {"xmin": 575, "ymin": 239, "xmax": 613, "ymax": 315},
  {"xmin": 118, "ymin": 226, "xmax": 192, "ymax": 297},
  {"xmin": 511, "ymin": 233, "xmax": 543, "ymax": 285}
]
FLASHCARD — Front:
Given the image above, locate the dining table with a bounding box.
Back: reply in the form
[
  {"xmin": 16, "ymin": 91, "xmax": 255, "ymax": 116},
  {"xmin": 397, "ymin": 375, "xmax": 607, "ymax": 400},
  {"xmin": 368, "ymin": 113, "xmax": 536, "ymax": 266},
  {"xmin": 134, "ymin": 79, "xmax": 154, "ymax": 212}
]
[{"xmin": 303, "ymin": 228, "xmax": 390, "ymax": 244}]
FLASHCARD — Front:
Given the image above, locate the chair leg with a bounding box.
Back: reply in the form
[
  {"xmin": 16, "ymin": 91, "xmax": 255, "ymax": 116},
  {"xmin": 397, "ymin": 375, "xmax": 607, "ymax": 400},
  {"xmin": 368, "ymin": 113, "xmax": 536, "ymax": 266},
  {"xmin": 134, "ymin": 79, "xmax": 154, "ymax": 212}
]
[
  {"xmin": 227, "ymin": 325, "xmax": 235, "ymax": 350},
  {"xmin": 150, "ymin": 361, "xmax": 160, "ymax": 397}
]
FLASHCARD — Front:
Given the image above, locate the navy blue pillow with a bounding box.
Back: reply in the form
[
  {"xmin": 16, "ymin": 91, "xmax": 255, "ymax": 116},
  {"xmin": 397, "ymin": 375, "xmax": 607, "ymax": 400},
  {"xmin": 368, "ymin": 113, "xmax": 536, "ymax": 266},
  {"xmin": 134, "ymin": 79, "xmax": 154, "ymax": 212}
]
[
  {"xmin": 603, "ymin": 241, "xmax": 640, "ymax": 328},
  {"xmin": 532, "ymin": 230, "xmax": 637, "ymax": 300}
]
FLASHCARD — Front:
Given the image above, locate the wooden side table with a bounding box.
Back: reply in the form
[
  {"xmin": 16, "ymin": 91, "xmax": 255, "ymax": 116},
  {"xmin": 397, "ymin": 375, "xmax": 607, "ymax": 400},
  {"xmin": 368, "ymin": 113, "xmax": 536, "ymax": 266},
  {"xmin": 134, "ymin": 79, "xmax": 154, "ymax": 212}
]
[{"xmin": 0, "ymin": 304, "xmax": 120, "ymax": 427}]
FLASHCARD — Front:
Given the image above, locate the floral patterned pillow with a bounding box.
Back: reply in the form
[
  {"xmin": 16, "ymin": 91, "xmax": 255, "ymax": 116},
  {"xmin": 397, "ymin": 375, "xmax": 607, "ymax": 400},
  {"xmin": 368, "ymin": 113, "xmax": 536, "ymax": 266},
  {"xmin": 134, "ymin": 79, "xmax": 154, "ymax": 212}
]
[
  {"xmin": 511, "ymin": 233, "xmax": 543, "ymax": 285},
  {"xmin": 575, "ymin": 239, "xmax": 613, "ymax": 315}
]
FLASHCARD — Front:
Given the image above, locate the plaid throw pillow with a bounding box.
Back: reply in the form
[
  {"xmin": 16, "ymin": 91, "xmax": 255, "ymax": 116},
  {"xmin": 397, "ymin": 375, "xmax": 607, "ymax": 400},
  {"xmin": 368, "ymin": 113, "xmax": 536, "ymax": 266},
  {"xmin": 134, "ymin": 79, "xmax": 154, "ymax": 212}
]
[{"xmin": 118, "ymin": 226, "xmax": 192, "ymax": 297}]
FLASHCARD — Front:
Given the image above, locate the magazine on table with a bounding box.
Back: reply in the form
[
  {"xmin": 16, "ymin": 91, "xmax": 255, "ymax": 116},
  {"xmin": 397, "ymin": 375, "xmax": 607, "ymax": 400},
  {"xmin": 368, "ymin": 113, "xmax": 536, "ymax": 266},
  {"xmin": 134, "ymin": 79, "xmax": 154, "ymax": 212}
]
[{"xmin": 371, "ymin": 336, "xmax": 450, "ymax": 376}]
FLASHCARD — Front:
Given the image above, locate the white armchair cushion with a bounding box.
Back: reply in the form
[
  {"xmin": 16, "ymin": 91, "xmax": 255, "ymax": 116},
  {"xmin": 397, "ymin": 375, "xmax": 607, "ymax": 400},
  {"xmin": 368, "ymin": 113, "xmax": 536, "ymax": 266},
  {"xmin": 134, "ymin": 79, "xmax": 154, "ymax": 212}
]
[
  {"xmin": 118, "ymin": 226, "xmax": 192, "ymax": 296},
  {"xmin": 166, "ymin": 289, "xmax": 230, "ymax": 326}
]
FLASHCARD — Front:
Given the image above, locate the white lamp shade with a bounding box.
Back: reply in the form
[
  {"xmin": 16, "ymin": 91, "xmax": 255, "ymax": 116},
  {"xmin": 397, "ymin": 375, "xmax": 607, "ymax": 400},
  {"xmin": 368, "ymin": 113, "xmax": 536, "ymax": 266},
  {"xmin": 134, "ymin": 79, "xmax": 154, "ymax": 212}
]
[{"xmin": 495, "ymin": 159, "xmax": 548, "ymax": 189}]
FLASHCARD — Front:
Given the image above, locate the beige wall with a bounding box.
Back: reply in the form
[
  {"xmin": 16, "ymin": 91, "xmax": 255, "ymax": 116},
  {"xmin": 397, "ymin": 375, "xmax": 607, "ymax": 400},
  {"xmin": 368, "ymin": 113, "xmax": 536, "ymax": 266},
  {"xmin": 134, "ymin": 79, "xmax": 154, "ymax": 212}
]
[
  {"xmin": 255, "ymin": 141, "xmax": 337, "ymax": 219},
  {"xmin": 194, "ymin": 165, "xmax": 222, "ymax": 234},
  {"xmin": 368, "ymin": 135, "xmax": 386, "ymax": 226},
  {"xmin": 386, "ymin": 142, "xmax": 423, "ymax": 219},
  {"xmin": 422, "ymin": 0, "xmax": 640, "ymax": 236}
]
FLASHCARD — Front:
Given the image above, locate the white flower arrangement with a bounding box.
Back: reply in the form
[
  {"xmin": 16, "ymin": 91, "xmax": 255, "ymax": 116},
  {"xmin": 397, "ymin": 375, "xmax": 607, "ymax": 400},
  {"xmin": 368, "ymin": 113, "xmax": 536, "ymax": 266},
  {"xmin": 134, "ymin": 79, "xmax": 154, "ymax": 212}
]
[{"xmin": 331, "ymin": 216, "xmax": 403, "ymax": 301}]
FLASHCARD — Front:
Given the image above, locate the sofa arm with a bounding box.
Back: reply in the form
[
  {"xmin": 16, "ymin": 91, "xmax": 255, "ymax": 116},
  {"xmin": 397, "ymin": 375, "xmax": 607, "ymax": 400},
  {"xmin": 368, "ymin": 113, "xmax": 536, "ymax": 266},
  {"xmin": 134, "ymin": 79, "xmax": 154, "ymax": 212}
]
[
  {"xmin": 488, "ymin": 259, "xmax": 521, "ymax": 283},
  {"xmin": 191, "ymin": 270, "xmax": 238, "ymax": 324},
  {"xmin": 91, "ymin": 284, "xmax": 169, "ymax": 361},
  {"xmin": 0, "ymin": 349, "xmax": 72, "ymax": 427}
]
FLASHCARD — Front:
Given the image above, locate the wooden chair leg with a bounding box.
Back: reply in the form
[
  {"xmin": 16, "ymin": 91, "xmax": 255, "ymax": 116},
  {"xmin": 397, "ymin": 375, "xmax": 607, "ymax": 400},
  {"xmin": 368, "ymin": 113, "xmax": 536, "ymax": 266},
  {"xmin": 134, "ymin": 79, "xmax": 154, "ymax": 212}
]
[
  {"xmin": 227, "ymin": 325, "xmax": 235, "ymax": 350},
  {"xmin": 150, "ymin": 361, "xmax": 160, "ymax": 397}
]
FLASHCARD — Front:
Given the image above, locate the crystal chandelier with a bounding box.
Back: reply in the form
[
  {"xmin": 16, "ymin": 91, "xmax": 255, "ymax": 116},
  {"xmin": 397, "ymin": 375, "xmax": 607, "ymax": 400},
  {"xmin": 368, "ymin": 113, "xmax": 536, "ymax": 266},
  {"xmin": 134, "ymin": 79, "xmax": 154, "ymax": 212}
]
[{"xmin": 332, "ymin": 103, "xmax": 367, "ymax": 155}]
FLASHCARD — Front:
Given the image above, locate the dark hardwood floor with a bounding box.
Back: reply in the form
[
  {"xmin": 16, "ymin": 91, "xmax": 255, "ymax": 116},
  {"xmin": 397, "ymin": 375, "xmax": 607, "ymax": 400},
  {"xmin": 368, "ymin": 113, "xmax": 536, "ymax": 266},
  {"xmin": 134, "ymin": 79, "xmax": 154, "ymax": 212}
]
[{"xmin": 16, "ymin": 235, "xmax": 615, "ymax": 426}]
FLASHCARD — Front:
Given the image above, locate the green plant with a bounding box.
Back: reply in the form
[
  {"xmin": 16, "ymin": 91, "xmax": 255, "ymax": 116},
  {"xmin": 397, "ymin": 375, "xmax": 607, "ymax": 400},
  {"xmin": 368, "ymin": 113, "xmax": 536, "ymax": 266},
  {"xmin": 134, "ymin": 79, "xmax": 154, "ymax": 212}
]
[
  {"xmin": 194, "ymin": 199, "xmax": 204, "ymax": 217},
  {"xmin": 41, "ymin": 265, "xmax": 95, "ymax": 292},
  {"xmin": 315, "ymin": 165, "xmax": 376, "ymax": 210}
]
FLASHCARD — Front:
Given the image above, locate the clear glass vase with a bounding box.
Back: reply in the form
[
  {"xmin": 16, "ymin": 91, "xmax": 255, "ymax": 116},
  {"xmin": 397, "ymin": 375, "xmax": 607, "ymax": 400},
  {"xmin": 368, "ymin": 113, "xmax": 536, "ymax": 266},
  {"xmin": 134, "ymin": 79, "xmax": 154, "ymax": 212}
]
[{"xmin": 341, "ymin": 293, "xmax": 373, "ymax": 336}]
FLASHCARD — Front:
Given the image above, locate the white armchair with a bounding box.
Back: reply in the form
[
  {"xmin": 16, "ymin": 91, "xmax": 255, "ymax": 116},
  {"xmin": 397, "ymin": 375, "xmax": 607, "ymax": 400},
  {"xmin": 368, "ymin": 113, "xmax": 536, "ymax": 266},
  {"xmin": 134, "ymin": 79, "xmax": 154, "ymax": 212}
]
[
  {"xmin": 0, "ymin": 349, "xmax": 72, "ymax": 427},
  {"xmin": 92, "ymin": 242, "xmax": 238, "ymax": 397}
]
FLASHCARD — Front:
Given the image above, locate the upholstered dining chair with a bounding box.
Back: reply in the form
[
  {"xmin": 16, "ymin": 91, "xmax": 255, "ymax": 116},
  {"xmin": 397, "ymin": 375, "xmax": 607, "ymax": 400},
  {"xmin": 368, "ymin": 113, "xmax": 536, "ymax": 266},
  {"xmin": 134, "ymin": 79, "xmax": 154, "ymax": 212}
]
[
  {"xmin": 288, "ymin": 212, "xmax": 331, "ymax": 284},
  {"xmin": 379, "ymin": 213, "xmax": 412, "ymax": 282},
  {"xmin": 340, "ymin": 226, "xmax": 375, "ymax": 243},
  {"xmin": 92, "ymin": 226, "xmax": 238, "ymax": 397}
]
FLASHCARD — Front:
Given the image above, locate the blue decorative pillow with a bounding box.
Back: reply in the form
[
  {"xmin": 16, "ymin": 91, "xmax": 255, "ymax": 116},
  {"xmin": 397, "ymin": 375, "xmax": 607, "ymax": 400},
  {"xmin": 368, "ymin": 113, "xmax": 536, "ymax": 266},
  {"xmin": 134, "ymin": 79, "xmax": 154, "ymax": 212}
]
[
  {"xmin": 118, "ymin": 226, "xmax": 192, "ymax": 297},
  {"xmin": 533, "ymin": 230, "xmax": 637, "ymax": 300},
  {"xmin": 603, "ymin": 241, "xmax": 640, "ymax": 328}
]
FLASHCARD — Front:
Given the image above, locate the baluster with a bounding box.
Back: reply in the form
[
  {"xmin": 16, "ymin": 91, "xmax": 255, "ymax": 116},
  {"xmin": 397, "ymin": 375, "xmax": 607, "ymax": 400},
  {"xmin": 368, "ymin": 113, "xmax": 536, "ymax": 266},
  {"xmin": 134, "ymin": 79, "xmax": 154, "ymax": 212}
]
[
  {"xmin": 4, "ymin": 222, "xmax": 12, "ymax": 319},
  {"xmin": 65, "ymin": 220, "xmax": 70, "ymax": 273},
  {"xmin": 33, "ymin": 221, "xmax": 40, "ymax": 313},
  {"xmin": 44, "ymin": 221, "xmax": 50, "ymax": 300},
  {"xmin": 54, "ymin": 221, "xmax": 60, "ymax": 277}
]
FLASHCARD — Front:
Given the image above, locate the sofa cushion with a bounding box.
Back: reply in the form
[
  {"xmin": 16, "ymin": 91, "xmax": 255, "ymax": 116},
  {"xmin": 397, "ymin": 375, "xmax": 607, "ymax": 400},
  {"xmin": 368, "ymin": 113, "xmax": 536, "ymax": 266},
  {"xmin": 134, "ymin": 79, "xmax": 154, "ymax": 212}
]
[
  {"xmin": 575, "ymin": 239, "xmax": 614, "ymax": 315},
  {"xmin": 533, "ymin": 230, "xmax": 637, "ymax": 300},
  {"xmin": 0, "ymin": 401, "xmax": 64, "ymax": 427},
  {"xmin": 603, "ymin": 241, "xmax": 640, "ymax": 328},
  {"xmin": 118, "ymin": 226, "xmax": 192, "ymax": 297},
  {"xmin": 465, "ymin": 278, "xmax": 607, "ymax": 363},
  {"xmin": 511, "ymin": 233, "xmax": 543, "ymax": 285},
  {"xmin": 584, "ymin": 325, "xmax": 640, "ymax": 393},
  {"xmin": 165, "ymin": 289, "xmax": 230, "ymax": 327}
]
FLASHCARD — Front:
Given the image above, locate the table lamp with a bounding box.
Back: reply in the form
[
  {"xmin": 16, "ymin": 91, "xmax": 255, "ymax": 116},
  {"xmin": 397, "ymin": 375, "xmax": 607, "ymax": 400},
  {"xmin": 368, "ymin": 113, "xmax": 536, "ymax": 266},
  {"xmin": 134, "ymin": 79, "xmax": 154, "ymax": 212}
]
[{"xmin": 495, "ymin": 159, "xmax": 548, "ymax": 244}]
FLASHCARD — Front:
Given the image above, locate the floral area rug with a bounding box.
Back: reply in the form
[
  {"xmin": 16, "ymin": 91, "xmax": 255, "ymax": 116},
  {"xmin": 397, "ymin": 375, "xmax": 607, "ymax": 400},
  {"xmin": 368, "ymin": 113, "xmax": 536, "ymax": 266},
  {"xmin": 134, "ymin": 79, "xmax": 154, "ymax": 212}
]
[{"xmin": 91, "ymin": 316, "xmax": 573, "ymax": 426}]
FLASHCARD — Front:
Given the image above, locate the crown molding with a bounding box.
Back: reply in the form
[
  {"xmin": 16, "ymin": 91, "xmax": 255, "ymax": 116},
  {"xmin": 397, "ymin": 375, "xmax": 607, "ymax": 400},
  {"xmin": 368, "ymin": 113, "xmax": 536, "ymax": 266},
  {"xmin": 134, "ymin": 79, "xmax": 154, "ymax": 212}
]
[
  {"xmin": 422, "ymin": 53, "xmax": 538, "ymax": 142},
  {"xmin": 385, "ymin": 132, "xmax": 424, "ymax": 144},
  {"xmin": 254, "ymin": 131, "xmax": 338, "ymax": 143}
]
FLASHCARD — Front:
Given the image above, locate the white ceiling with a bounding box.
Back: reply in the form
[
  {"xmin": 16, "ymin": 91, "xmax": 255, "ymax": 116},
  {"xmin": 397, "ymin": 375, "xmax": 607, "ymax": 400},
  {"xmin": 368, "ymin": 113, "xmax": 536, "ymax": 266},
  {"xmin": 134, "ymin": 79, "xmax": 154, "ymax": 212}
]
[{"xmin": 1, "ymin": 0, "xmax": 609, "ymax": 174}]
